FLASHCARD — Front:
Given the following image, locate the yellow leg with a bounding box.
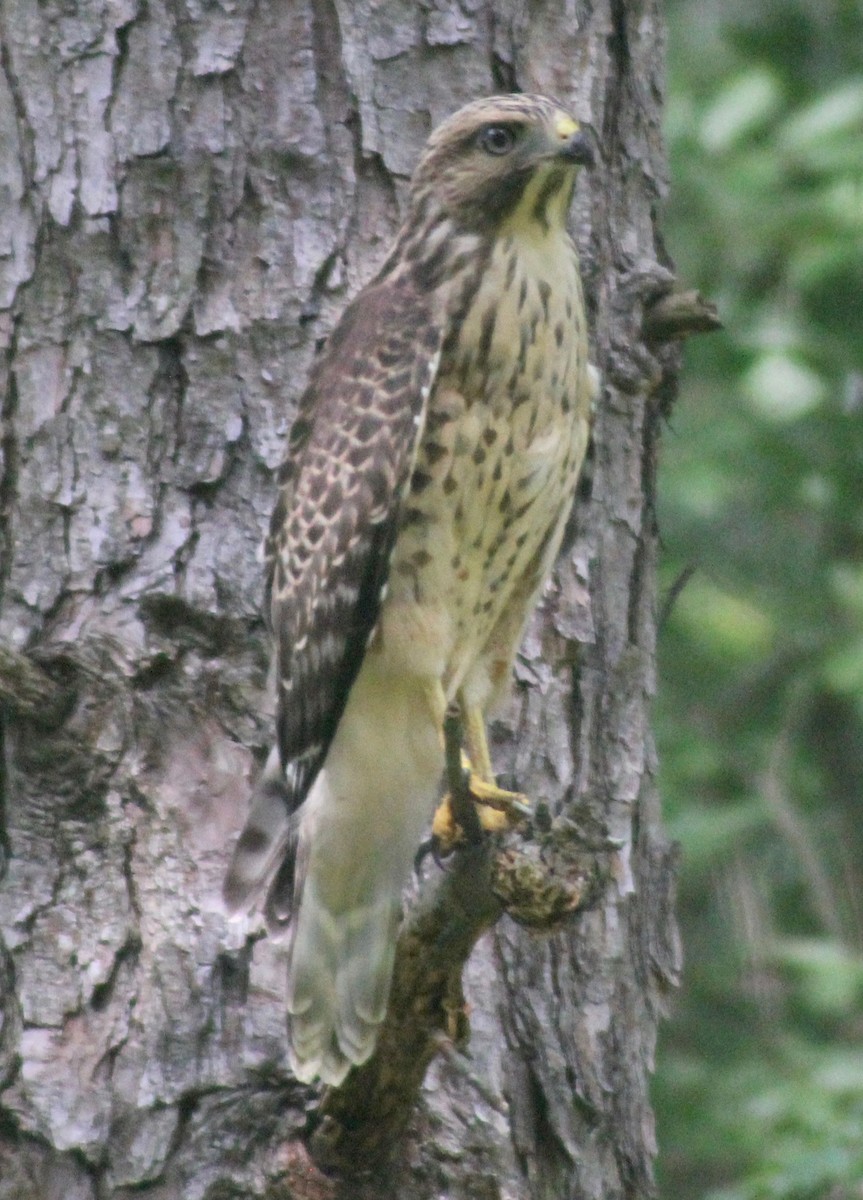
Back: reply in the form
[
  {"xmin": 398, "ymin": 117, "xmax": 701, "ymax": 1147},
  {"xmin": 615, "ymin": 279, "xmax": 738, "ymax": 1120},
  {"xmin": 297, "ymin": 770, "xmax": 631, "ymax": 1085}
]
[
  {"xmin": 460, "ymin": 699, "xmax": 531, "ymax": 824},
  {"xmin": 463, "ymin": 704, "xmax": 495, "ymax": 782},
  {"xmin": 424, "ymin": 678, "xmax": 448, "ymax": 734}
]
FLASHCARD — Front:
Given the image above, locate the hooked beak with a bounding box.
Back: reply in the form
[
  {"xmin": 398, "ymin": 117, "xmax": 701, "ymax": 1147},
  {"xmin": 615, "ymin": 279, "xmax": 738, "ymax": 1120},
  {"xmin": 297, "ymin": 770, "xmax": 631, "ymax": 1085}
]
[{"xmin": 558, "ymin": 129, "xmax": 595, "ymax": 168}]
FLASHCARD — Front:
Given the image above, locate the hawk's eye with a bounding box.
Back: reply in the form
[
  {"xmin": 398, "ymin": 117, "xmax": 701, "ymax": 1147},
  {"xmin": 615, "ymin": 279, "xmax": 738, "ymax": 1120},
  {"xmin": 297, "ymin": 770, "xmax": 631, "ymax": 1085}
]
[{"xmin": 478, "ymin": 125, "xmax": 517, "ymax": 156}]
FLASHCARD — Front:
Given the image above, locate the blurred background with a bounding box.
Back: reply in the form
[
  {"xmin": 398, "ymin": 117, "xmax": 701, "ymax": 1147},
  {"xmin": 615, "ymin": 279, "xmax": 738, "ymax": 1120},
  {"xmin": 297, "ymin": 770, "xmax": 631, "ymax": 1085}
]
[{"xmin": 655, "ymin": 0, "xmax": 863, "ymax": 1195}]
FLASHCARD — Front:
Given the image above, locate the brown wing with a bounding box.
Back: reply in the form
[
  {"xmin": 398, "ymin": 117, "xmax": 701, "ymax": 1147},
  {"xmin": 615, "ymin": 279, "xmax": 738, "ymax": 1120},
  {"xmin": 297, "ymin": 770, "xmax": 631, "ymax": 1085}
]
[{"xmin": 267, "ymin": 269, "xmax": 443, "ymax": 811}]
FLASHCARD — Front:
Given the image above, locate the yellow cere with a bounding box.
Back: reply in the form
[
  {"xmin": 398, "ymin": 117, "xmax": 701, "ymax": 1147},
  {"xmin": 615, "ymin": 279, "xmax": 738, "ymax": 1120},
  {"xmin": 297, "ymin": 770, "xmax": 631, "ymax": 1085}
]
[{"xmin": 555, "ymin": 115, "xmax": 580, "ymax": 138}]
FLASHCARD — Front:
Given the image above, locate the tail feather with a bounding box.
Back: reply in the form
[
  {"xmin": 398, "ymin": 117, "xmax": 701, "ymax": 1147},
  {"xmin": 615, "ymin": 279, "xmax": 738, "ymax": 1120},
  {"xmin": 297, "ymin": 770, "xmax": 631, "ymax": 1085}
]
[
  {"xmin": 286, "ymin": 868, "xmax": 400, "ymax": 1084},
  {"xmin": 223, "ymin": 748, "xmax": 294, "ymax": 918},
  {"xmin": 263, "ymin": 851, "xmax": 297, "ymax": 934},
  {"xmin": 224, "ymin": 663, "xmax": 444, "ymax": 1086},
  {"xmin": 343, "ymin": 907, "xmax": 397, "ymax": 1026}
]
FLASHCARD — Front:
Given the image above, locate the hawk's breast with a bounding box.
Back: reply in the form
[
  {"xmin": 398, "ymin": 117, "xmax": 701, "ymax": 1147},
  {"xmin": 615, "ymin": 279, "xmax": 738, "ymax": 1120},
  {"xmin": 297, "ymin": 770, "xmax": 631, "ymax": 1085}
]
[{"xmin": 381, "ymin": 223, "xmax": 592, "ymax": 697}]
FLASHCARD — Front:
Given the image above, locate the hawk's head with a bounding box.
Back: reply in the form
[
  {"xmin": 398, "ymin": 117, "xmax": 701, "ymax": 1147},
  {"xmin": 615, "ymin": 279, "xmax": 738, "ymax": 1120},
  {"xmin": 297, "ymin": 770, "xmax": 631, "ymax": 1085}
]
[{"xmin": 409, "ymin": 94, "xmax": 594, "ymax": 234}]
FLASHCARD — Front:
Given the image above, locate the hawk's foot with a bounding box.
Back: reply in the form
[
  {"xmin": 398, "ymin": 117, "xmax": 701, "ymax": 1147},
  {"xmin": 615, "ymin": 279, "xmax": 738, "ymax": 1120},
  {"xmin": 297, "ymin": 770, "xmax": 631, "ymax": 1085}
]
[{"xmin": 432, "ymin": 753, "xmax": 531, "ymax": 853}]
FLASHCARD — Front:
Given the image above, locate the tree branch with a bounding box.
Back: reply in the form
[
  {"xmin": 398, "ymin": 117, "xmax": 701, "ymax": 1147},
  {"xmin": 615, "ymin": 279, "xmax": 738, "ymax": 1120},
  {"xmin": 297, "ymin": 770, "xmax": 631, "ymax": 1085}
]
[{"xmin": 643, "ymin": 289, "xmax": 722, "ymax": 341}]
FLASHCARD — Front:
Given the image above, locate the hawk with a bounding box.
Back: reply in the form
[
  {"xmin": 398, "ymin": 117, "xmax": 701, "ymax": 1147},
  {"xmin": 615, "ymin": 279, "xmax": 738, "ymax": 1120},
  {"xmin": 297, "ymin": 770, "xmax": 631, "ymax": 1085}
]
[{"xmin": 224, "ymin": 94, "xmax": 596, "ymax": 1085}]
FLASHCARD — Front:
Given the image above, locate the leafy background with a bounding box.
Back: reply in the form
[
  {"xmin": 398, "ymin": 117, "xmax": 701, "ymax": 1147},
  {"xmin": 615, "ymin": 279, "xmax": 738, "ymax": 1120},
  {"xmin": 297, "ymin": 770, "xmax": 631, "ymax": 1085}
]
[{"xmin": 655, "ymin": 0, "xmax": 863, "ymax": 1196}]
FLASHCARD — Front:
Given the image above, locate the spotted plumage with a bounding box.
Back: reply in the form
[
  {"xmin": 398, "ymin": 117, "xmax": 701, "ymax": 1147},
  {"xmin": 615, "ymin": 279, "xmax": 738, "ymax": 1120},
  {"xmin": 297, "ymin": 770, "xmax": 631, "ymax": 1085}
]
[{"xmin": 224, "ymin": 94, "xmax": 597, "ymax": 1085}]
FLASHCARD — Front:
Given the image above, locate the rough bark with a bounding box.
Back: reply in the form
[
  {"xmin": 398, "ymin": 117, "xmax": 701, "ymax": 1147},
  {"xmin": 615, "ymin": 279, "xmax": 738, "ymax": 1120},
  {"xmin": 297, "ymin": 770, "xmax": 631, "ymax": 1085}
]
[{"xmin": 0, "ymin": 2, "xmax": 682, "ymax": 1198}]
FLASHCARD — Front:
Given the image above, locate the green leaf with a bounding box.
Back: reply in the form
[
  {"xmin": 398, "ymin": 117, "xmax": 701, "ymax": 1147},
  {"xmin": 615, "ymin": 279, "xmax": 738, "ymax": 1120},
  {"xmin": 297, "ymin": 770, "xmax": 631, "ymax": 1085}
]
[
  {"xmin": 745, "ymin": 354, "xmax": 826, "ymax": 421},
  {"xmin": 780, "ymin": 80, "xmax": 863, "ymax": 152},
  {"xmin": 700, "ymin": 69, "xmax": 783, "ymax": 152}
]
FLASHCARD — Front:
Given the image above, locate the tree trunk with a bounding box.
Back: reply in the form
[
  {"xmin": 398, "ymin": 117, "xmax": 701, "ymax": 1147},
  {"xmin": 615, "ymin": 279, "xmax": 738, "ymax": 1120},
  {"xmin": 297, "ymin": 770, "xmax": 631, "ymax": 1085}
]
[{"xmin": 0, "ymin": 2, "xmax": 682, "ymax": 1197}]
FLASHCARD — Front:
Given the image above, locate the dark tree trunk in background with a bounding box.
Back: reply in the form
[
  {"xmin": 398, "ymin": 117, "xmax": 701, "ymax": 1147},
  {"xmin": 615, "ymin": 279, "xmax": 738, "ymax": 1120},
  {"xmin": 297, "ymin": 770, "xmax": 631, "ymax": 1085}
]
[{"xmin": 0, "ymin": 2, "xmax": 682, "ymax": 1197}]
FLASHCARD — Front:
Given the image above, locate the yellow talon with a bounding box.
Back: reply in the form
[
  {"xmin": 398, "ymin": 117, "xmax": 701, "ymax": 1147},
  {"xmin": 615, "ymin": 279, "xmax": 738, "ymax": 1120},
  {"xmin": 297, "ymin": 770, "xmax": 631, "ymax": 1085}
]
[
  {"xmin": 430, "ymin": 696, "xmax": 532, "ymax": 852},
  {"xmin": 463, "ymin": 753, "xmax": 531, "ymax": 823},
  {"xmin": 432, "ymin": 749, "xmax": 531, "ymax": 851}
]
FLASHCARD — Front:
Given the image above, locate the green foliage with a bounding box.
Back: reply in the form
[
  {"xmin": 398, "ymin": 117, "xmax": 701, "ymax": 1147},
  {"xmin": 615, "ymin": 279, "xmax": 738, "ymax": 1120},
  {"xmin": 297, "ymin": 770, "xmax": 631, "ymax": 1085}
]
[{"xmin": 656, "ymin": 0, "xmax": 863, "ymax": 1195}]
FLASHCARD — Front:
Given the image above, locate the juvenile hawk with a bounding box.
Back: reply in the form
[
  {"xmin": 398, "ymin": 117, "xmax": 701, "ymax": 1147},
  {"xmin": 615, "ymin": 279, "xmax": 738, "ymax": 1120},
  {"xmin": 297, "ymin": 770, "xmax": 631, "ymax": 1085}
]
[{"xmin": 224, "ymin": 94, "xmax": 596, "ymax": 1085}]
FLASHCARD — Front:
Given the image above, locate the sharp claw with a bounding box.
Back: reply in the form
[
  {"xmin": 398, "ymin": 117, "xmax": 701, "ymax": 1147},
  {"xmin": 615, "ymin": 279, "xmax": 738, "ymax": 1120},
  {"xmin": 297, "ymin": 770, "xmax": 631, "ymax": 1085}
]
[
  {"xmin": 416, "ymin": 831, "xmax": 454, "ymax": 870},
  {"xmin": 414, "ymin": 837, "xmax": 432, "ymax": 873},
  {"xmin": 431, "ymin": 838, "xmax": 449, "ymax": 869},
  {"xmin": 501, "ymin": 795, "xmax": 532, "ymax": 818}
]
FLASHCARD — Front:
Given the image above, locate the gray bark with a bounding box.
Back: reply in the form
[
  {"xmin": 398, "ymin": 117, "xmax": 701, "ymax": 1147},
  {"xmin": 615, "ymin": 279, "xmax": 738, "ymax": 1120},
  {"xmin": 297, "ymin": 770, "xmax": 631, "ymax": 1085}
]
[{"xmin": 0, "ymin": 2, "xmax": 682, "ymax": 1197}]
